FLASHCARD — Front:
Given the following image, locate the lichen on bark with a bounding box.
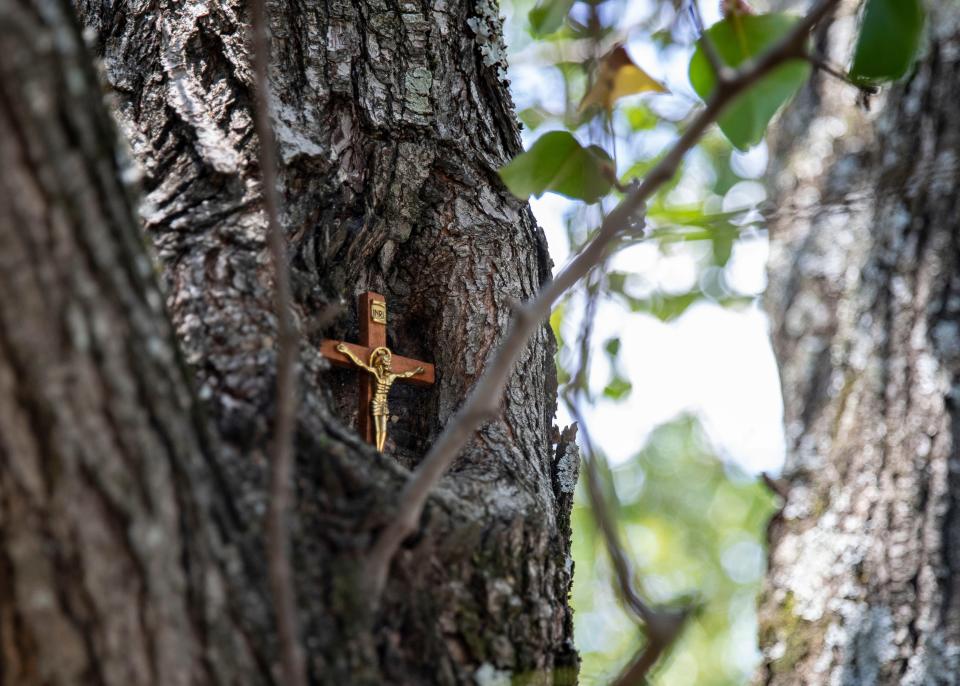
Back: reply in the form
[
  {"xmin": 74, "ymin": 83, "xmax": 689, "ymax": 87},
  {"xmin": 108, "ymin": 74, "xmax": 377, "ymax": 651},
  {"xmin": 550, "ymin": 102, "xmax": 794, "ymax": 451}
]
[{"xmin": 759, "ymin": 1, "xmax": 960, "ymax": 683}]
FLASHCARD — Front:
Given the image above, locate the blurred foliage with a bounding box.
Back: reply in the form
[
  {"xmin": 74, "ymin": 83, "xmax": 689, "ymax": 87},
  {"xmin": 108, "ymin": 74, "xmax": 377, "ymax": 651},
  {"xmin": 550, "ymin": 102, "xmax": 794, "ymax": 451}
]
[
  {"xmin": 500, "ymin": 1, "xmax": 786, "ymax": 679},
  {"xmin": 572, "ymin": 418, "xmax": 778, "ymax": 684},
  {"xmin": 530, "ymin": 0, "xmax": 576, "ymax": 35},
  {"xmin": 499, "ymin": 131, "xmax": 616, "ymax": 202},
  {"xmin": 497, "ymin": 0, "xmax": 924, "ymax": 682}
]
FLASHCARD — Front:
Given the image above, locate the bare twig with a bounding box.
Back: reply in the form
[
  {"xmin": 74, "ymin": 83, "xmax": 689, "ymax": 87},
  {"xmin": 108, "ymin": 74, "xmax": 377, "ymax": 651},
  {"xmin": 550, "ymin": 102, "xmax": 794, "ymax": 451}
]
[
  {"xmin": 562, "ymin": 162, "xmax": 689, "ymax": 684},
  {"xmin": 564, "ymin": 283, "xmax": 690, "ymax": 678},
  {"xmin": 805, "ymin": 52, "xmax": 879, "ymax": 94},
  {"xmin": 569, "ymin": 267, "xmax": 604, "ymax": 396},
  {"xmin": 609, "ymin": 635, "xmax": 682, "ymax": 686},
  {"xmin": 566, "ymin": 404, "xmax": 649, "ymax": 626},
  {"xmin": 569, "ymin": 401, "xmax": 691, "ymax": 681},
  {"xmin": 364, "ymin": 0, "xmax": 840, "ymax": 603},
  {"xmin": 251, "ymin": 0, "xmax": 307, "ymax": 684},
  {"xmin": 761, "ymin": 471, "xmax": 790, "ymax": 500}
]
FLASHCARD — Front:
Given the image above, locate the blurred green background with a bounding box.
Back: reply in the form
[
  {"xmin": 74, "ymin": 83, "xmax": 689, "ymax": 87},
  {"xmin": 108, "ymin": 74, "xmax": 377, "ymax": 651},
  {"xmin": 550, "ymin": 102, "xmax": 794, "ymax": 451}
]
[
  {"xmin": 570, "ymin": 419, "xmax": 776, "ymax": 683},
  {"xmin": 497, "ymin": 0, "xmax": 783, "ymax": 682}
]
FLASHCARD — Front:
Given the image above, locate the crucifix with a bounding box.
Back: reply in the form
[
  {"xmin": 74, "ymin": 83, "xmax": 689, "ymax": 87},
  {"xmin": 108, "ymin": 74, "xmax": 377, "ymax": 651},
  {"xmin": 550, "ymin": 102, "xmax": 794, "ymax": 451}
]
[{"xmin": 320, "ymin": 291, "xmax": 435, "ymax": 451}]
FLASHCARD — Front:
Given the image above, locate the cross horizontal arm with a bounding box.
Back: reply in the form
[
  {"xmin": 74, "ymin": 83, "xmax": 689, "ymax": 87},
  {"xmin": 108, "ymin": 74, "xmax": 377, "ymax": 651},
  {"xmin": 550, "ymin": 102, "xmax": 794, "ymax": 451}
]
[{"xmin": 319, "ymin": 340, "xmax": 436, "ymax": 387}]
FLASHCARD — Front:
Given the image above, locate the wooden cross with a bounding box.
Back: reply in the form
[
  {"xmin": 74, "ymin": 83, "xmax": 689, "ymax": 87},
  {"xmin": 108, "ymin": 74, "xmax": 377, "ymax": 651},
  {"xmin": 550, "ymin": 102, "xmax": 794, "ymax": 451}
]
[{"xmin": 320, "ymin": 291, "xmax": 435, "ymax": 447}]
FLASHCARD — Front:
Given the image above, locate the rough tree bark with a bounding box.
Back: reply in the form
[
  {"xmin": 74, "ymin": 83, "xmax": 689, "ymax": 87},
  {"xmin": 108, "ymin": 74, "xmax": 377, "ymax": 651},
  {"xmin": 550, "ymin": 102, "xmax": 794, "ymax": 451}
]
[
  {"xmin": 0, "ymin": 0, "xmax": 579, "ymax": 684},
  {"xmin": 759, "ymin": 1, "xmax": 960, "ymax": 683}
]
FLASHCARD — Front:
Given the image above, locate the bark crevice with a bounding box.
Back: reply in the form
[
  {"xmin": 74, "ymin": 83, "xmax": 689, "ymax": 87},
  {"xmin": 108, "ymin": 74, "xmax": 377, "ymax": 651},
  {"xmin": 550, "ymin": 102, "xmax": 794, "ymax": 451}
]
[{"xmin": 1, "ymin": 0, "xmax": 579, "ymax": 682}]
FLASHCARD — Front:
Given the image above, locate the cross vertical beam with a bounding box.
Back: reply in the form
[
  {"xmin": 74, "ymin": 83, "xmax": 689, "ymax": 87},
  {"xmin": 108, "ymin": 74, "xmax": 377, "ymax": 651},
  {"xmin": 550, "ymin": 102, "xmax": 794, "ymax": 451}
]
[
  {"xmin": 319, "ymin": 291, "xmax": 435, "ymax": 448},
  {"xmin": 356, "ymin": 291, "xmax": 386, "ymax": 444}
]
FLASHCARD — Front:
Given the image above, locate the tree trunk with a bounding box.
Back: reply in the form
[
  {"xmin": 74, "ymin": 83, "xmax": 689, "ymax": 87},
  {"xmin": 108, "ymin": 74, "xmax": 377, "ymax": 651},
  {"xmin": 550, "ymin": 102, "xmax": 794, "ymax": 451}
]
[
  {"xmin": 0, "ymin": 0, "xmax": 578, "ymax": 684},
  {"xmin": 760, "ymin": 1, "xmax": 960, "ymax": 683}
]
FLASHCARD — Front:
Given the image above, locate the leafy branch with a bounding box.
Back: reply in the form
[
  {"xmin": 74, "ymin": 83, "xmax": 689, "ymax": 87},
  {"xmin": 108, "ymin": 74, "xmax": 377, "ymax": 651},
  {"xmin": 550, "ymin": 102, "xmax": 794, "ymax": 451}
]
[{"xmin": 364, "ymin": 0, "xmax": 843, "ymax": 604}]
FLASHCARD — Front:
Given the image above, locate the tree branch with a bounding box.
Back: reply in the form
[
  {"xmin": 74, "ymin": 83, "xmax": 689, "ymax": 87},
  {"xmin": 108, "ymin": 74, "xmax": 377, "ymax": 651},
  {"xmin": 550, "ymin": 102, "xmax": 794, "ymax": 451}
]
[
  {"xmin": 609, "ymin": 638, "xmax": 677, "ymax": 686},
  {"xmin": 568, "ymin": 400, "xmax": 686, "ymax": 628},
  {"xmin": 365, "ymin": 0, "xmax": 840, "ymax": 603},
  {"xmin": 251, "ymin": 0, "xmax": 307, "ymax": 683},
  {"xmin": 804, "ymin": 51, "xmax": 879, "ymax": 93},
  {"xmin": 560, "ymin": 243, "xmax": 689, "ymax": 682}
]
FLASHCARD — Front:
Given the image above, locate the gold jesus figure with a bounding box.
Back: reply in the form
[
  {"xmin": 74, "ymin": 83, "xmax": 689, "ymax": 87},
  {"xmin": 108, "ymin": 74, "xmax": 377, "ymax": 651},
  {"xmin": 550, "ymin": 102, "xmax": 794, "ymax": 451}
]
[{"xmin": 335, "ymin": 343, "xmax": 424, "ymax": 452}]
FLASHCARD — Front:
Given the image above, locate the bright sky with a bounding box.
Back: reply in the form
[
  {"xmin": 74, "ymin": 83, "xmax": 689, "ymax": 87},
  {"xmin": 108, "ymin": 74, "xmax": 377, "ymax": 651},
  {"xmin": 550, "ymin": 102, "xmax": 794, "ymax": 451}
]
[
  {"xmin": 537, "ymin": 193, "xmax": 786, "ymax": 474},
  {"xmin": 507, "ymin": 0, "xmax": 788, "ymax": 475}
]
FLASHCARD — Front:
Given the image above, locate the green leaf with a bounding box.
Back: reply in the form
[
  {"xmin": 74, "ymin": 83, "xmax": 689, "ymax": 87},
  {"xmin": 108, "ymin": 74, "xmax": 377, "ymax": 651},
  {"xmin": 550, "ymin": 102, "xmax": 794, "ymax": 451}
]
[
  {"xmin": 710, "ymin": 222, "xmax": 740, "ymax": 266},
  {"xmin": 699, "ymin": 133, "xmax": 739, "ymax": 196},
  {"xmin": 603, "ymin": 337, "xmax": 621, "ymax": 358},
  {"xmin": 651, "ymin": 28, "xmax": 674, "ymax": 49},
  {"xmin": 624, "ymin": 104, "xmax": 659, "ymax": 131},
  {"xmin": 529, "ymin": 0, "xmax": 574, "ymax": 36},
  {"xmin": 606, "ymin": 271, "xmax": 628, "ymax": 294},
  {"xmin": 849, "ymin": 0, "xmax": 924, "ymax": 85},
  {"xmin": 603, "ymin": 376, "xmax": 633, "ymax": 401},
  {"xmin": 550, "ymin": 301, "xmax": 566, "ymax": 348},
  {"xmin": 628, "ymin": 291, "xmax": 703, "ymax": 321},
  {"xmin": 498, "ymin": 131, "xmax": 615, "ymax": 204},
  {"xmin": 518, "ymin": 106, "xmax": 552, "ymax": 131},
  {"xmin": 689, "ymin": 14, "xmax": 811, "ymax": 151}
]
